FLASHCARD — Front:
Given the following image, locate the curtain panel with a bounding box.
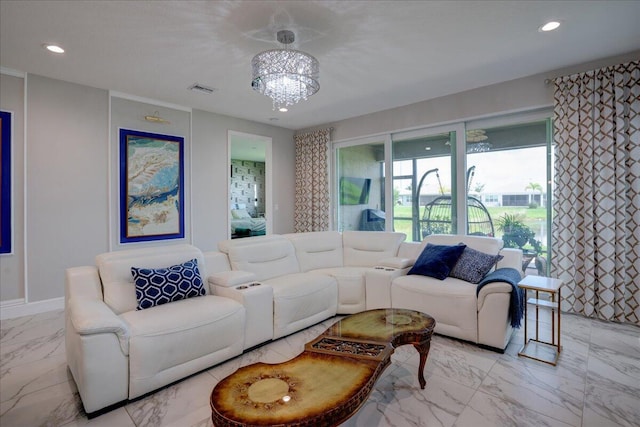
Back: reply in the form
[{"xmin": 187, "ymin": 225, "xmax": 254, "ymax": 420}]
[
  {"xmin": 293, "ymin": 129, "xmax": 331, "ymax": 232},
  {"xmin": 552, "ymin": 60, "xmax": 639, "ymax": 324}
]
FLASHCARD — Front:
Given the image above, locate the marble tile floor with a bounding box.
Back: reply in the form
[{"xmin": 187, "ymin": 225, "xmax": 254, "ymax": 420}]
[{"xmin": 1, "ymin": 309, "xmax": 639, "ymax": 427}]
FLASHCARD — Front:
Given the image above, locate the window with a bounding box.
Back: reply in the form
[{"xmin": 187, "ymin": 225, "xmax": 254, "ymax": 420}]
[
  {"xmin": 502, "ymin": 194, "xmax": 530, "ymax": 206},
  {"xmin": 331, "ymin": 110, "xmax": 553, "ymax": 275},
  {"xmin": 391, "ymin": 126, "xmax": 461, "ymax": 242},
  {"xmin": 465, "ymin": 118, "xmax": 553, "ymax": 275}
]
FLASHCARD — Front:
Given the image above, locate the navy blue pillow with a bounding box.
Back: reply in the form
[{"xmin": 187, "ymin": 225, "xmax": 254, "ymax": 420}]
[
  {"xmin": 131, "ymin": 258, "xmax": 205, "ymax": 310},
  {"xmin": 408, "ymin": 243, "xmax": 467, "ymax": 280}
]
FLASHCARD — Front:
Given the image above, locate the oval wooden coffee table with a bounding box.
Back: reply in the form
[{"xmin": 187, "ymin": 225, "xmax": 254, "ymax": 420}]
[{"xmin": 210, "ymin": 308, "xmax": 436, "ymax": 427}]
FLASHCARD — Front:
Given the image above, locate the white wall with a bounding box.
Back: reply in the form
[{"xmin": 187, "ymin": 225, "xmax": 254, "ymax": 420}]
[
  {"xmin": 26, "ymin": 74, "xmax": 110, "ymax": 302},
  {"xmin": 0, "ymin": 73, "xmax": 25, "ymax": 301},
  {"xmin": 109, "ymin": 96, "xmax": 192, "ymax": 250},
  {"xmin": 191, "ymin": 109, "xmax": 295, "ymax": 251},
  {"xmin": 0, "ymin": 73, "xmax": 295, "ymax": 309},
  {"xmin": 300, "ymin": 51, "xmax": 640, "ymax": 142}
]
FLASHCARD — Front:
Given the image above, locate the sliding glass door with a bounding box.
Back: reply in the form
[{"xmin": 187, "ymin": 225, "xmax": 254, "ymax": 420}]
[
  {"xmin": 464, "ymin": 117, "xmax": 553, "ymax": 275},
  {"xmin": 331, "ymin": 111, "xmax": 554, "ymax": 275},
  {"xmin": 392, "ymin": 125, "xmax": 462, "ymax": 242}
]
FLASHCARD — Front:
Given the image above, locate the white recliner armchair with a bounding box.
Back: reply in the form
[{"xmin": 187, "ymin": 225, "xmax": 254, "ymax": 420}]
[
  {"xmin": 391, "ymin": 234, "xmax": 523, "ymax": 350},
  {"xmin": 65, "ymin": 244, "xmax": 246, "ymax": 415}
]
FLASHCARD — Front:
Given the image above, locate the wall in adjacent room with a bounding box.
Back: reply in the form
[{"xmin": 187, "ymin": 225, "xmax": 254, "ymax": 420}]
[
  {"xmin": 230, "ymin": 159, "xmax": 266, "ymax": 218},
  {"xmin": 337, "ymin": 145, "xmax": 381, "ymax": 232}
]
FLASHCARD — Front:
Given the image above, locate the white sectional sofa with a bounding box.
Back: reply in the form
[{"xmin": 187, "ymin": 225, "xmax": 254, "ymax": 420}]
[{"xmin": 65, "ymin": 231, "xmax": 521, "ymax": 416}]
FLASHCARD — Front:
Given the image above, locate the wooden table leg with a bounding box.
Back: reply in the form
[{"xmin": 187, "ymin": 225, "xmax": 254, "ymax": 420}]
[{"xmin": 413, "ymin": 341, "xmax": 431, "ymax": 389}]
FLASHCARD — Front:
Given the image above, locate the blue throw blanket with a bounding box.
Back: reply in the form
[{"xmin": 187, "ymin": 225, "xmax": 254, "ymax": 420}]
[{"xmin": 477, "ymin": 268, "xmax": 524, "ymax": 328}]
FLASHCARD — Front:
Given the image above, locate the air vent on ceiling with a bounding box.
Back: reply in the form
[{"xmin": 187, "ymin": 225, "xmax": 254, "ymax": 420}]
[{"xmin": 188, "ymin": 83, "xmax": 216, "ymax": 94}]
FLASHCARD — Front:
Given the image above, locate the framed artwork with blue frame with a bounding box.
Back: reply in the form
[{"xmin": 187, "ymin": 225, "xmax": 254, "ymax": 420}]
[
  {"xmin": 0, "ymin": 111, "xmax": 11, "ymax": 254},
  {"xmin": 119, "ymin": 128, "xmax": 184, "ymax": 243}
]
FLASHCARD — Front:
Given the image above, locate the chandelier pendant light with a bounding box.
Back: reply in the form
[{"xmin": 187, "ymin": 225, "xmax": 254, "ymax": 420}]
[{"xmin": 251, "ymin": 30, "xmax": 320, "ymax": 111}]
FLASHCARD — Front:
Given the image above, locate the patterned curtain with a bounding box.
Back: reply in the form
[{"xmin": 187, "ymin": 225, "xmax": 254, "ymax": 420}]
[
  {"xmin": 294, "ymin": 129, "xmax": 331, "ymax": 232},
  {"xmin": 552, "ymin": 60, "xmax": 640, "ymax": 325}
]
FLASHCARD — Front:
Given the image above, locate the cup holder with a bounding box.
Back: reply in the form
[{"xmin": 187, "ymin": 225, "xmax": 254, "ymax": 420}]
[{"xmin": 237, "ymin": 283, "xmax": 261, "ymax": 290}]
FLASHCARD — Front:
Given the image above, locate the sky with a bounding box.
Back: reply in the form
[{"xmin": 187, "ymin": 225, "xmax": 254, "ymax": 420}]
[{"xmin": 395, "ymin": 146, "xmax": 548, "ymax": 195}]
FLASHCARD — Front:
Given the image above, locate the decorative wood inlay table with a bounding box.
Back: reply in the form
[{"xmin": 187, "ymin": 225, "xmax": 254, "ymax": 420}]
[{"xmin": 210, "ymin": 308, "xmax": 436, "ymax": 427}]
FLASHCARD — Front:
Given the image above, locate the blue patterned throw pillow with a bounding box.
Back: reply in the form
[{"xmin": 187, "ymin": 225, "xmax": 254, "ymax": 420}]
[
  {"xmin": 131, "ymin": 258, "xmax": 205, "ymax": 310},
  {"xmin": 407, "ymin": 243, "xmax": 467, "ymax": 280},
  {"xmin": 449, "ymin": 247, "xmax": 504, "ymax": 284}
]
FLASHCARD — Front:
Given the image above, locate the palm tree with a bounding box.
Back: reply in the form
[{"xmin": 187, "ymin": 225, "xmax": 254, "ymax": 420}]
[{"xmin": 525, "ymin": 182, "xmax": 544, "ymax": 207}]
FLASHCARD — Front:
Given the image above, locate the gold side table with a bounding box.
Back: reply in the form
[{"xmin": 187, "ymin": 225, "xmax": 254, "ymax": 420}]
[{"xmin": 517, "ymin": 275, "xmax": 564, "ymax": 365}]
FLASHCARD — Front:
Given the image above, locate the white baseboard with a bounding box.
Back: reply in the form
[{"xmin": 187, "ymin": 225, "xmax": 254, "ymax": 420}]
[{"xmin": 0, "ymin": 297, "xmax": 65, "ymax": 320}]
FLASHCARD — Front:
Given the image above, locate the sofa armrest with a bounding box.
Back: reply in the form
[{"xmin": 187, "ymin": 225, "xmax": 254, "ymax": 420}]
[
  {"xmin": 208, "ymin": 271, "xmax": 258, "ymax": 289},
  {"xmin": 68, "ymin": 297, "xmax": 130, "ymax": 355},
  {"xmin": 476, "ymin": 281, "xmax": 514, "ymax": 350},
  {"xmin": 212, "ymin": 283, "xmax": 274, "ymax": 349},
  {"xmin": 65, "ymin": 266, "xmax": 103, "ymax": 305},
  {"xmin": 365, "ymin": 267, "xmax": 409, "ymax": 310},
  {"xmin": 476, "ymin": 281, "xmax": 513, "ymax": 311},
  {"xmin": 65, "ymin": 298, "xmax": 129, "ymax": 413},
  {"xmin": 202, "ymin": 251, "xmax": 232, "ymax": 276},
  {"xmin": 376, "ymin": 257, "xmax": 414, "ymax": 269},
  {"xmin": 496, "ymin": 248, "xmax": 523, "ymax": 272}
]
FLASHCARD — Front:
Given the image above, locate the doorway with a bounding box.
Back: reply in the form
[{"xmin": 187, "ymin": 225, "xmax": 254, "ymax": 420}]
[{"xmin": 228, "ymin": 131, "xmax": 272, "ymax": 239}]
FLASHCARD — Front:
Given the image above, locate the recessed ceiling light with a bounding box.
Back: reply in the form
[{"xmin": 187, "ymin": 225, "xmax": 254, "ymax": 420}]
[
  {"xmin": 539, "ymin": 21, "xmax": 561, "ymax": 32},
  {"xmin": 43, "ymin": 44, "xmax": 65, "ymax": 53},
  {"xmin": 278, "ymin": 107, "xmax": 288, "ymax": 112}
]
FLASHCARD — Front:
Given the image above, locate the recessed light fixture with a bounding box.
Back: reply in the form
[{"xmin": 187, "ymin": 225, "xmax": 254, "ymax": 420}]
[
  {"xmin": 278, "ymin": 107, "xmax": 288, "ymax": 112},
  {"xmin": 43, "ymin": 44, "xmax": 65, "ymax": 54},
  {"xmin": 539, "ymin": 21, "xmax": 561, "ymax": 32}
]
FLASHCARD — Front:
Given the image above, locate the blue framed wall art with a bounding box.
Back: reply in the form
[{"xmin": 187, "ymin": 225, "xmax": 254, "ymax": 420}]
[
  {"xmin": 119, "ymin": 128, "xmax": 185, "ymax": 243},
  {"xmin": 0, "ymin": 111, "xmax": 12, "ymax": 254}
]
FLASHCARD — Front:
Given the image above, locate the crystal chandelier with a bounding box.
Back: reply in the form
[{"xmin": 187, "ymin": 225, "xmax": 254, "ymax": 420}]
[{"xmin": 251, "ymin": 30, "xmax": 320, "ymax": 111}]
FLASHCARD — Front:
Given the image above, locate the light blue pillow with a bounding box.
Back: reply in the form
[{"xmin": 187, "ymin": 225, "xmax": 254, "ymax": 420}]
[
  {"xmin": 407, "ymin": 243, "xmax": 466, "ymax": 280},
  {"xmin": 131, "ymin": 258, "xmax": 205, "ymax": 310}
]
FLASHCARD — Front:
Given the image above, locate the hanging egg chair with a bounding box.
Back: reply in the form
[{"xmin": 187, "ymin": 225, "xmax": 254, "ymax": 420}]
[
  {"xmin": 415, "ymin": 166, "xmax": 494, "ymax": 238},
  {"xmin": 421, "ymin": 195, "xmax": 494, "ymax": 237}
]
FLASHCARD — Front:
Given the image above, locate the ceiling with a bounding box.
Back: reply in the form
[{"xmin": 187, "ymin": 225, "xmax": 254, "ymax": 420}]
[{"xmin": 1, "ymin": 1, "xmax": 639, "ymax": 130}]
